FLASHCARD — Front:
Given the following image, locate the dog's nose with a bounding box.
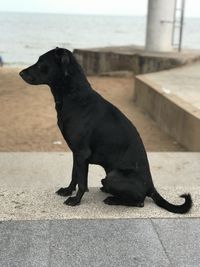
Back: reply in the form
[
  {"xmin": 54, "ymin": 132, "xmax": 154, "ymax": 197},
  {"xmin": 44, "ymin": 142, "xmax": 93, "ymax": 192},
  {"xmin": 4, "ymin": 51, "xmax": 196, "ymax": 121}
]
[{"xmin": 19, "ymin": 70, "xmax": 24, "ymax": 77}]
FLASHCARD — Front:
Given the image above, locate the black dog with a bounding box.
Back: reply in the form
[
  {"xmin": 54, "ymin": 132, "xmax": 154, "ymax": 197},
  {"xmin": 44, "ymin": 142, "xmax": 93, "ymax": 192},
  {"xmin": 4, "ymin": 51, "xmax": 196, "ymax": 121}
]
[{"xmin": 19, "ymin": 47, "xmax": 192, "ymax": 213}]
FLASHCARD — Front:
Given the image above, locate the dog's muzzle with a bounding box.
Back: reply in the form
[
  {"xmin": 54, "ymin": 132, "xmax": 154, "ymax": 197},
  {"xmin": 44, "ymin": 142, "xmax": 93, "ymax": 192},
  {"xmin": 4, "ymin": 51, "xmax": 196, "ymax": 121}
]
[{"xmin": 19, "ymin": 70, "xmax": 36, "ymax": 84}]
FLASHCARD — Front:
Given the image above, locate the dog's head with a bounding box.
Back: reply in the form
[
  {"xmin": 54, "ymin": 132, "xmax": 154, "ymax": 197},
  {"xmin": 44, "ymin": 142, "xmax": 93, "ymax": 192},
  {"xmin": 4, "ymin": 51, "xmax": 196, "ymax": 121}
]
[{"xmin": 19, "ymin": 47, "xmax": 73, "ymax": 85}]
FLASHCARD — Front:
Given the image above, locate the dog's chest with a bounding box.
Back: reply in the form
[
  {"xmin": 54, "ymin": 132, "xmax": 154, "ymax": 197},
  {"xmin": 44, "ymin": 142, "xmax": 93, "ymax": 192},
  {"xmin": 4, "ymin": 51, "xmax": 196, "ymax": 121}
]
[
  {"xmin": 57, "ymin": 118, "xmax": 63, "ymax": 132},
  {"xmin": 57, "ymin": 114, "xmax": 64, "ymax": 134}
]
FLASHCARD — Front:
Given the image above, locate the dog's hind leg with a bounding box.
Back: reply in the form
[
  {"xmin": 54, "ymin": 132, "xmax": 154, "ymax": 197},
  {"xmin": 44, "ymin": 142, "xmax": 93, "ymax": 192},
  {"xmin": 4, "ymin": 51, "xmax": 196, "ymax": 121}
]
[
  {"xmin": 102, "ymin": 170, "xmax": 146, "ymax": 207},
  {"xmin": 100, "ymin": 178, "xmax": 110, "ymax": 193},
  {"xmin": 100, "ymin": 168, "xmax": 113, "ymax": 193},
  {"xmin": 104, "ymin": 196, "xmax": 144, "ymax": 207},
  {"xmin": 100, "ymin": 187, "xmax": 108, "ymax": 193}
]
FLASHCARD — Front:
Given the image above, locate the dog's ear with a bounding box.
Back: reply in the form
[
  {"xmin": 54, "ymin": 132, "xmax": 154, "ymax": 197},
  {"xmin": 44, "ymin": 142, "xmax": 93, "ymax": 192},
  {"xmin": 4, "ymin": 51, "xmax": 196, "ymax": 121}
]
[
  {"xmin": 61, "ymin": 54, "xmax": 70, "ymax": 77},
  {"xmin": 55, "ymin": 48, "xmax": 70, "ymax": 76}
]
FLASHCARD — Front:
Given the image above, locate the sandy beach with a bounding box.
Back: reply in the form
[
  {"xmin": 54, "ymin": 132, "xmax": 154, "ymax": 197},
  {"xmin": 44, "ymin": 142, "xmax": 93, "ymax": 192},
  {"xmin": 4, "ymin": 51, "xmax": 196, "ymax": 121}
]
[{"xmin": 0, "ymin": 67, "xmax": 184, "ymax": 152}]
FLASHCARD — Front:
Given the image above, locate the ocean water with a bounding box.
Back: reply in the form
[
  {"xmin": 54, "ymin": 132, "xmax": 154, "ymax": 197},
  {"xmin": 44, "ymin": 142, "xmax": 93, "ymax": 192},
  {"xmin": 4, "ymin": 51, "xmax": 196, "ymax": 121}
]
[{"xmin": 0, "ymin": 12, "xmax": 200, "ymax": 66}]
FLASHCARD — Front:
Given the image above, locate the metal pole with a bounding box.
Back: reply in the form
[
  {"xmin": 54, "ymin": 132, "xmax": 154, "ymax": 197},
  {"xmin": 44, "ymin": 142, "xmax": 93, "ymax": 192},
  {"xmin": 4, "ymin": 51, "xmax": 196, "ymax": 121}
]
[{"xmin": 178, "ymin": 0, "xmax": 186, "ymax": 52}]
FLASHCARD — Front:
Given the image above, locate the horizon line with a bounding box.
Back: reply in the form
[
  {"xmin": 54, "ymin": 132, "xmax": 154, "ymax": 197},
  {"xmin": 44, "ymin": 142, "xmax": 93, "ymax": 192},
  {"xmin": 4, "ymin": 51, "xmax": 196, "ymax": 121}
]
[{"xmin": 0, "ymin": 10, "xmax": 199, "ymax": 18}]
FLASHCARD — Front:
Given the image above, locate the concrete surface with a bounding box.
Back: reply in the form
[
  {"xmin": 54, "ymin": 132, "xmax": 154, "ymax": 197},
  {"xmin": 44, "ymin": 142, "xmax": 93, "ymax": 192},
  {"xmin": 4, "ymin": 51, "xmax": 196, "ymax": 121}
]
[
  {"xmin": 0, "ymin": 152, "xmax": 200, "ymax": 266},
  {"xmin": 0, "ymin": 152, "xmax": 199, "ymax": 220},
  {"xmin": 0, "ymin": 221, "xmax": 49, "ymax": 267},
  {"xmin": 73, "ymin": 45, "xmax": 200, "ymax": 75},
  {"xmin": 1, "ymin": 218, "xmax": 200, "ymax": 267},
  {"xmin": 135, "ymin": 62, "xmax": 200, "ymax": 151},
  {"xmin": 140, "ymin": 62, "xmax": 200, "ymax": 109},
  {"xmin": 152, "ymin": 218, "xmax": 200, "ymax": 266}
]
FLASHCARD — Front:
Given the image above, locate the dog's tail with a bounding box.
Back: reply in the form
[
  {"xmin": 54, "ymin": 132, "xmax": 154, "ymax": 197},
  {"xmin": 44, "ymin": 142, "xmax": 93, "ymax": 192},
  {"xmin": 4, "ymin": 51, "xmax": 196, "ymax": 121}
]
[{"xmin": 150, "ymin": 188, "xmax": 192, "ymax": 214}]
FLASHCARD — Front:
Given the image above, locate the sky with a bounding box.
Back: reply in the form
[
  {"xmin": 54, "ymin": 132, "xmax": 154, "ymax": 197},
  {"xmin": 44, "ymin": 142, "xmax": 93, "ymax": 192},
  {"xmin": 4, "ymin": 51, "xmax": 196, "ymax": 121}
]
[{"xmin": 0, "ymin": 0, "xmax": 200, "ymax": 17}]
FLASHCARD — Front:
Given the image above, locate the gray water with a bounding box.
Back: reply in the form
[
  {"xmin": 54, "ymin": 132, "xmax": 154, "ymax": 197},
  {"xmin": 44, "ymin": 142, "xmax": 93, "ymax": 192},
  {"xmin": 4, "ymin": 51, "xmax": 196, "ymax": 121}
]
[{"xmin": 0, "ymin": 12, "xmax": 200, "ymax": 66}]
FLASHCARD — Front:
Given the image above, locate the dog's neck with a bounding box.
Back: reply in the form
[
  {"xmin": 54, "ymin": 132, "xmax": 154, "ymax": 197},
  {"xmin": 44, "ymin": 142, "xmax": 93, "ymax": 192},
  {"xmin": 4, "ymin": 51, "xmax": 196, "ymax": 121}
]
[{"xmin": 49, "ymin": 71, "xmax": 91, "ymax": 112}]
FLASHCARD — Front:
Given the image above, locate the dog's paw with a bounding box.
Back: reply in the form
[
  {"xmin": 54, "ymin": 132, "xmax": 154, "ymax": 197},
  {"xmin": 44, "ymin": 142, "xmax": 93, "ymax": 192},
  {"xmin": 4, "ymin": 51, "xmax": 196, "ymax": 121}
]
[
  {"xmin": 100, "ymin": 186, "xmax": 107, "ymax": 192},
  {"xmin": 136, "ymin": 202, "xmax": 144, "ymax": 208},
  {"xmin": 56, "ymin": 187, "xmax": 73, "ymax": 197},
  {"xmin": 101, "ymin": 178, "xmax": 106, "ymax": 185},
  {"xmin": 64, "ymin": 197, "xmax": 80, "ymax": 206},
  {"xmin": 103, "ymin": 196, "xmax": 119, "ymax": 205}
]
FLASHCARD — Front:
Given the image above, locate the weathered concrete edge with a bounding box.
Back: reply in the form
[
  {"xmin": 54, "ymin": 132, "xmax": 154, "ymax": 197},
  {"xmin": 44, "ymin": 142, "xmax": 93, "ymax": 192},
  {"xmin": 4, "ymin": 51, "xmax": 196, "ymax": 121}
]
[
  {"xmin": 134, "ymin": 75, "xmax": 200, "ymax": 151},
  {"xmin": 73, "ymin": 47, "xmax": 200, "ymax": 75},
  {"xmin": 74, "ymin": 49, "xmax": 136, "ymax": 75}
]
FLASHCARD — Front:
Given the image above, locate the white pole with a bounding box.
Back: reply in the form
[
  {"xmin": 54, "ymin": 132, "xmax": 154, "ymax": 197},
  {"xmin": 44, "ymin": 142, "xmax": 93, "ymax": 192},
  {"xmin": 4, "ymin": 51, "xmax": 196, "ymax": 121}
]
[{"xmin": 145, "ymin": 0, "xmax": 176, "ymax": 52}]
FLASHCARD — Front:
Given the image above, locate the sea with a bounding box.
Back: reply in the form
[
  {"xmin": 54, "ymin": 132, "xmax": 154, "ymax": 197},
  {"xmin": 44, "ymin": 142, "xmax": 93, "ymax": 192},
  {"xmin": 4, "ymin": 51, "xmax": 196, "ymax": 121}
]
[{"xmin": 0, "ymin": 12, "xmax": 200, "ymax": 66}]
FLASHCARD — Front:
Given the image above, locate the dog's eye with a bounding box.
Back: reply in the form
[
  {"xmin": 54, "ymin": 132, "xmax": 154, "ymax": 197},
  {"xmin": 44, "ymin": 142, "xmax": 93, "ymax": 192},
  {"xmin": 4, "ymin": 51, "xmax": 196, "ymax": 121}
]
[{"xmin": 37, "ymin": 64, "xmax": 42, "ymax": 70}]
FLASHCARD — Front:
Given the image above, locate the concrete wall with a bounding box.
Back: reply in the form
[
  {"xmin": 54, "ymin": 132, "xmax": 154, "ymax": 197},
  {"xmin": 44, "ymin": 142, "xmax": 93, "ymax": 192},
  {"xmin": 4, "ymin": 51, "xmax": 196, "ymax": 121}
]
[
  {"xmin": 137, "ymin": 55, "xmax": 180, "ymax": 74},
  {"xmin": 74, "ymin": 50, "xmax": 137, "ymax": 75},
  {"xmin": 73, "ymin": 49, "xmax": 183, "ymax": 76},
  {"xmin": 134, "ymin": 76, "xmax": 200, "ymax": 151}
]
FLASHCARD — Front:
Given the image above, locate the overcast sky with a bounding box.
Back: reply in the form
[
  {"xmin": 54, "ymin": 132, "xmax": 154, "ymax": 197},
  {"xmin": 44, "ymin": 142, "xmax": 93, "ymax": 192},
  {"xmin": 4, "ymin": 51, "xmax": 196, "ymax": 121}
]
[{"xmin": 0, "ymin": 0, "xmax": 200, "ymax": 17}]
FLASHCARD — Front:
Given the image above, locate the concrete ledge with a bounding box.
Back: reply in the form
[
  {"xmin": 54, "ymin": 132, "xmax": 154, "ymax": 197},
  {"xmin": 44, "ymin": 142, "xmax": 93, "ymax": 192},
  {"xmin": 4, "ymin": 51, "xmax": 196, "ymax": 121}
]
[
  {"xmin": 73, "ymin": 45, "xmax": 200, "ymax": 75},
  {"xmin": 0, "ymin": 152, "xmax": 199, "ymax": 220},
  {"xmin": 2, "ymin": 219, "xmax": 200, "ymax": 266},
  {"xmin": 134, "ymin": 64, "xmax": 200, "ymax": 151}
]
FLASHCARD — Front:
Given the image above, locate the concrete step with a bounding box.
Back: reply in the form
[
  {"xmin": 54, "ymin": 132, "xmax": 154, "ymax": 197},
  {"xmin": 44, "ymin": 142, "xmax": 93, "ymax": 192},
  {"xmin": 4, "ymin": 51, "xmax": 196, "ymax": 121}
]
[
  {"xmin": 0, "ymin": 152, "xmax": 199, "ymax": 220},
  {"xmin": 0, "ymin": 152, "xmax": 200, "ymax": 266},
  {"xmin": 1, "ymin": 218, "xmax": 200, "ymax": 267},
  {"xmin": 135, "ymin": 62, "xmax": 200, "ymax": 151}
]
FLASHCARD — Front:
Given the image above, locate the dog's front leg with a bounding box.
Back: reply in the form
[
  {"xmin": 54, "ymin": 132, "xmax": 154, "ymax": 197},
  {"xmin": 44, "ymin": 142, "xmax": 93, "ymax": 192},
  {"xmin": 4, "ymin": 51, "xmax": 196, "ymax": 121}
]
[
  {"xmin": 64, "ymin": 153, "xmax": 89, "ymax": 206},
  {"xmin": 56, "ymin": 153, "xmax": 81, "ymax": 196}
]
